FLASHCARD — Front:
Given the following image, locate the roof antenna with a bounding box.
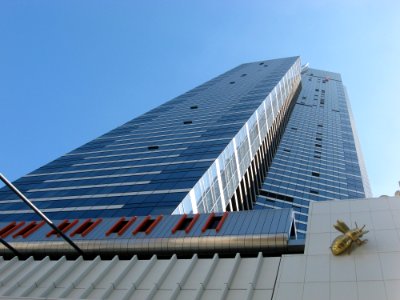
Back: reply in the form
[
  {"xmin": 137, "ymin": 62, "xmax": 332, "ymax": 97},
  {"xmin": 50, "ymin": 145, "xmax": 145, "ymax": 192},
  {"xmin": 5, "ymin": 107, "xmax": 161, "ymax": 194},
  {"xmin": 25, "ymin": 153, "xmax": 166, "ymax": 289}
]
[
  {"xmin": 301, "ymin": 63, "xmax": 309, "ymax": 74},
  {"xmin": 395, "ymin": 181, "xmax": 400, "ymax": 197},
  {"xmin": 0, "ymin": 173, "xmax": 84, "ymax": 256}
]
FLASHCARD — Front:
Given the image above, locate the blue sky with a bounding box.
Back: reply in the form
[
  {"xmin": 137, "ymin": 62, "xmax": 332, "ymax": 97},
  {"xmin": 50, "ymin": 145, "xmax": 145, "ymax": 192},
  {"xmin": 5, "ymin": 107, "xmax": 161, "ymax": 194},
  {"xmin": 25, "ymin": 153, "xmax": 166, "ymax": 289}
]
[{"xmin": 0, "ymin": 1, "xmax": 399, "ymax": 196}]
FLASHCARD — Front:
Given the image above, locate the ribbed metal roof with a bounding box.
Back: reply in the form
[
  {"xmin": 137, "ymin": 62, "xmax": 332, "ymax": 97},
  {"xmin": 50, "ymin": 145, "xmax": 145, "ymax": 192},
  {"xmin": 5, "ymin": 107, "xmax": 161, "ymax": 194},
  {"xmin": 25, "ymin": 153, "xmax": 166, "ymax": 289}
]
[{"xmin": 0, "ymin": 253, "xmax": 280, "ymax": 300}]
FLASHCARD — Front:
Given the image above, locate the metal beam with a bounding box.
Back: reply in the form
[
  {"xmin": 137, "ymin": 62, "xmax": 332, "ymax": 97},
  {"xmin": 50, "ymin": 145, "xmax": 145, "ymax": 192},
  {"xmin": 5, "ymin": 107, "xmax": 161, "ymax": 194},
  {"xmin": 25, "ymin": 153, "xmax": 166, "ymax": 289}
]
[
  {"xmin": 0, "ymin": 237, "xmax": 20, "ymax": 257},
  {"xmin": 0, "ymin": 173, "xmax": 83, "ymax": 256}
]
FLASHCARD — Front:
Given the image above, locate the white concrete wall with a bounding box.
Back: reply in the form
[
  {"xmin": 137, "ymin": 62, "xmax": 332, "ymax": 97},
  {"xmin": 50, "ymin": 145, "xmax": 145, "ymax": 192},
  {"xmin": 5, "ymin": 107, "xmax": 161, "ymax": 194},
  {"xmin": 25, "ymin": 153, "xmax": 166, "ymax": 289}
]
[{"xmin": 274, "ymin": 197, "xmax": 400, "ymax": 300}]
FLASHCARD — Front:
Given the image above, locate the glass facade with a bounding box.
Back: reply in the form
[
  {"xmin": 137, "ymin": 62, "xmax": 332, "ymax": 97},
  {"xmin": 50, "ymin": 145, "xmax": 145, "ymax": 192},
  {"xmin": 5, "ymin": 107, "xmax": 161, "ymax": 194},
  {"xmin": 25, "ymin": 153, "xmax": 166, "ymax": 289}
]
[
  {"xmin": 255, "ymin": 68, "xmax": 371, "ymax": 238},
  {"xmin": 173, "ymin": 60, "xmax": 301, "ymax": 215},
  {"xmin": 0, "ymin": 57, "xmax": 301, "ymax": 222},
  {"xmin": 0, "ymin": 58, "xmax": 370, "ymax": 241}
]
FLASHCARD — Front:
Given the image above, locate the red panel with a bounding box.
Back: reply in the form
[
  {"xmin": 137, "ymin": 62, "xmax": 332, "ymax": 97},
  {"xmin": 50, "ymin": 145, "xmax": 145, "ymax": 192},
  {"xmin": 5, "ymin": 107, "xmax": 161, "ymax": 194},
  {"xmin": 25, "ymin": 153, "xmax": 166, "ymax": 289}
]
[
  {"xmin": 201, "ymin": 213, "xmax": 215, "ymax": 233},
  {"xmin": 132, "ymin": 215, "xmax": 151, "ymax": 235},
  {"xmin": 0, "ymin": 222, "xmax": 25, "ymax": 238},
  {"xmin": 22, "ymin": 221, "xmax": 45, "ymax": 238},
  {"xmin": 145, "ymin": 215, "xmax": 163, "ymax": 235},
  {"xmin": 216, "ymin": 212, "xmax": 229, "ymax": 232},
  {"xmin": 46, "ymin": 220, "xmax": 68, "ymax": 237},
  {"xmin": 106, "ymin": 217, "xmax": 126, "ymax": 236},
  {"xmin": 46, "ymin": 219, "xmax": 79, "ymax": 237},
  {"xmin": 118, "ymin": 216, "xmax": 137, "ymax": 236},
  {"xmin": 70, "ymin": 219, "xmax": 92, "ymax": 237},
  {"xmin": 171, "ymin": 214, "xmax": 187, "ymax": 234},
  {"xmin": 82, "ymin": 219, "xmax": 102, "ymax": 237},
  {"xmin": 62, "ymin": 219, "xmax": 79, "ymax": 233},
  {"xmin": 12, "ymin": 221, "xmax": 36, "ymax": 238},
  {"xmin": 185, "ymin": 214, "xmax": 199, "ymax": 234},
  {"xmin": 0, "ymin": 222, "xmax": 16, "ymax": 236}
]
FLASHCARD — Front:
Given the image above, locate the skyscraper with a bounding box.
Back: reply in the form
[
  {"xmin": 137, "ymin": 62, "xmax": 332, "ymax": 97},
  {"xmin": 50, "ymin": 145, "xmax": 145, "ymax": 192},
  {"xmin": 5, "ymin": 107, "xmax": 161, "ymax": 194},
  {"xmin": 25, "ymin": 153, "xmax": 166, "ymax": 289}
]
[
  {"xmin": 255, "ymin": 67, "xmax": 371, "ymax": 238},
  {"xmin": 0, "ymin": 56, "xmax": 374, "ymax": 299},
  {"xmin": 0, "ymin": 57, "xmax": 301, "ymax": 222},
  {"xmin": 0, "ymin": 56, "xmax": 369, "ymax": 252}
]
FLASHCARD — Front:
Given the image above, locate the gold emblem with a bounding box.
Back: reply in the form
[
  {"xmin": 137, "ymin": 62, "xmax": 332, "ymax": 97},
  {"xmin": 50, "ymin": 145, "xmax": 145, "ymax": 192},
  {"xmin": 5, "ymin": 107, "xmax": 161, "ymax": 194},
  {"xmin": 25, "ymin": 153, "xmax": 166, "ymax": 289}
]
[{"xmin": 330, "ymin": 220, "xmax": 368, "ymax": 255}]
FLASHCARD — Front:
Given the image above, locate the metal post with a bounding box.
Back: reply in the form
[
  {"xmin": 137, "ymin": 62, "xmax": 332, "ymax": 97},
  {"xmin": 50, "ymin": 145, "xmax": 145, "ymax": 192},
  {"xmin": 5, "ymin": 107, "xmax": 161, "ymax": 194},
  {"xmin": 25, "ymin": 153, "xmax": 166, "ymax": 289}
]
[
  {"xmin": 0, "ymin": 173, "xmax": 84, "ymax": 256},
  {"xmin": 0, "ymin": 236, "xmax": 21, "ymax": 256}
]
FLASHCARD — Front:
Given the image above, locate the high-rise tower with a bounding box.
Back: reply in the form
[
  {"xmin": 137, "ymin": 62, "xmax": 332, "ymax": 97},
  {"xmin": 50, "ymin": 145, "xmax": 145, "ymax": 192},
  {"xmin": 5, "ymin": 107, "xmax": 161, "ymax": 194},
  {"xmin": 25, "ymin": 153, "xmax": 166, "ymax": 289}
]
[
  {"xmin": 0, "ymin": 57, "xmax": 370, "ymax": 251},
  {"xmin": 255, "ymin": 67, "xmax": 371, "ymax": 238},
  {"xmin": 0, "ymin": 57, "xmax": 301, "ymax": 222},
  {"xmin": 0, "ymin": 57, "xmax": 375, "ymax": 300}
]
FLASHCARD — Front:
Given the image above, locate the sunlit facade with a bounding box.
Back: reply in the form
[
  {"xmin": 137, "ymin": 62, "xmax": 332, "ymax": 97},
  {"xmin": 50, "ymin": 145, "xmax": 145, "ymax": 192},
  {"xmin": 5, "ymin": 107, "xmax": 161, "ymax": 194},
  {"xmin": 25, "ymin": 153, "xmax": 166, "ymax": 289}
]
[
  {"xmin": 0, "ymin": 57, "xmax": 301, "ymax": 221},
  {"xmin": 0, "ymin": 57, "xmax": 370, "ymax": 243}
]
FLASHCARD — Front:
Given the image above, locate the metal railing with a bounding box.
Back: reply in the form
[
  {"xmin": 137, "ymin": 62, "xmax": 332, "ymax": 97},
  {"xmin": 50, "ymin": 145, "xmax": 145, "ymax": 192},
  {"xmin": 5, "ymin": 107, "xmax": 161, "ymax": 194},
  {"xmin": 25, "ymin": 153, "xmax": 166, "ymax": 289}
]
[{"xmin": 0, "ymin": 173, "xmax": 83, "ymax": 256}]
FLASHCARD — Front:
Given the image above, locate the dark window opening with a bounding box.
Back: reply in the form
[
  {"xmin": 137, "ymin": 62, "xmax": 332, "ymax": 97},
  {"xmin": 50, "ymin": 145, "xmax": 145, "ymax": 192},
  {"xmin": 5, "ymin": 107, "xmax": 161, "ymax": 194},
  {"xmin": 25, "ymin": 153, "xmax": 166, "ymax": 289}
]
[
  {"xmin": 283, "ymin": 149, "xmax": 291, "ymax": 152},
  {"xmin": 314, "ymin": 155, "xmax": 321, "ymax": 159},
  {"xmin": 312, "ymin": 172, "xmax": 320, "ymax": 177},
  {"xmin": 290, "ymin": 223, "xmax": 296, "ymax": 238},
  {"xmin": 113, "ymin": 220, "xmax": 129, "ymax": 232},
  {"xmin": 229, "ymin": 81, "xmax": 235, "ymax": 84},
  {"xmin": 259, "ymin": 190, "xmax": 294, "ymax": 202},
  {"xmin": 315, "ymin": 144, "xmax": 322, "ymax": 147},
  {"xmin": 47, "ymin": 220, "xmax": 79, "ymax": 237},
  {"xmin": 316, "ymin": 137, "xmax": 322, "ymax": 141},
  {"xmin": 208, "ymin": 216, "xmax": 222, "ymax": 229},
  {"xmin": 190, "ymin": 105, "xmax": 198, "ymax": 109},
  {"xmin": 183, "ymin": 120, "xmax": 192, "ymax": 124},
  {"xmin": 131, "ymin": 216, "xmax": 162, "ymax": 235},
  {"xmin": 206, "ymin": 216, "xmax": 222, "ymax": 230},
  {"xmin": 107, "ymin": 219, "xmax": 129, "ymax": 235},
  {"xmin": 148, "ymin": 145, "xmax": 159, "ymax": 150},
  {"xmin": 174, "ymin": 214, "xmax": 199, "ymax": 234},
  {"xmin": 291, "ymin": 127, "xmax": 297, "ymax": 130},
  {"xmin": 13, "ymin": 222, "xmax": 38, "ymax": 238},
  {"xmin": 136, "ymin": 219, "xmax": 155, "ymax": 233},
  {"xmin": 57, "ymin": 222, "xmax": 71, "ymax": 231},
  {"xmin": 259, "ymin": 62, "xmax": 264, "ymax": 65},
  {"xmin": 175, "ymin": 218, "xmax": 194, "ymax": 231},
  {"xmin": 315, "ymin": 89, "xmax": 319, "ymax": 91},
  {"xmin": 73, "ymin": 221, "xmax": 94, "ymax": 235},
  {"xmin": 310, "ymin": 190, "xmax": 319, "ymax": 194},
  {"xmin": 47, "ymin": 221, "xmax": 72, "ymax": 237},
  {"xmin": 317, "ymin": 124, "xmax": 323, "ymax": 127},
  {"xmin": 201, "ymin": 213, "xmax": 227, "ymax": 232},
  {"xmin": 241, "ymin": 74, "xmax": 247, "ymax": 77}
]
